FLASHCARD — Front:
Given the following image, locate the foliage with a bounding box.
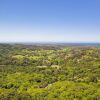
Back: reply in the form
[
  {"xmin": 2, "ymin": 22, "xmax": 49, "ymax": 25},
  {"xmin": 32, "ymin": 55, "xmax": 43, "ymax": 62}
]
[{"xmin": 0, "ymin": 44, "xmax": 100, "ymax": 100}]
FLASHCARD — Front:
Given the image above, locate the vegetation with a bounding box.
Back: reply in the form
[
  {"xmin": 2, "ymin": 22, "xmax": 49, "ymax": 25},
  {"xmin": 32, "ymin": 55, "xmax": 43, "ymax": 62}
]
[{"xmin": 0, "ymin": 44, "xmax": 100, "ymax": 100}]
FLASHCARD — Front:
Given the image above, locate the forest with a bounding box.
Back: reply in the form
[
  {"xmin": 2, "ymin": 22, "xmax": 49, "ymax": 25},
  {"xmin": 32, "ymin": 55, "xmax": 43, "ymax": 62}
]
[{"xmin": 0, "ymin": 44, "xmax": 100, "ymax": 100}]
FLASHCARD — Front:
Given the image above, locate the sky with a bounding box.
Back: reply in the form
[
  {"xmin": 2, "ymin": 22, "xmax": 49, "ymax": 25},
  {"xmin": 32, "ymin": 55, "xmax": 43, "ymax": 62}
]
[{"xmin": 0, "ymin": 0, "xmax": 100, "ymax": 43}]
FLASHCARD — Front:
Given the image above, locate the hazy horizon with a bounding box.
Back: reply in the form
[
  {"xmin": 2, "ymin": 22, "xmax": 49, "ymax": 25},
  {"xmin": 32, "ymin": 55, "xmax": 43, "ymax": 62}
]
[{"xmin": 0, "ymin": 0, "xmax": 100, "ymax": 43}]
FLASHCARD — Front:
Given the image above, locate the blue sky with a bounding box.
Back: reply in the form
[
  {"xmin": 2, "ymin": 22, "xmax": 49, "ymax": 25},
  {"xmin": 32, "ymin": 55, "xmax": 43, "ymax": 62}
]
[{"xmin": 0, "ymin": 0, "xmax": 100, "ymax": 43}]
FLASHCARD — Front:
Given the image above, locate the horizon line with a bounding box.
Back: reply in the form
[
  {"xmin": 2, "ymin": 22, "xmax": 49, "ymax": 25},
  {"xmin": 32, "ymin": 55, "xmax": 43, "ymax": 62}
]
[{"xmin": 0, "ymin": 42, "xmax": 100, "ymax": 44}]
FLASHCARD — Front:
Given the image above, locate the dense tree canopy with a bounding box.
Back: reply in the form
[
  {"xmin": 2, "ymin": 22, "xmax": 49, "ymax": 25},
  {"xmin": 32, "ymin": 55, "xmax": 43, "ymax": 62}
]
[{"xmin": 0, "ymin": 44, "xmax": 100, "ymax": 100}]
